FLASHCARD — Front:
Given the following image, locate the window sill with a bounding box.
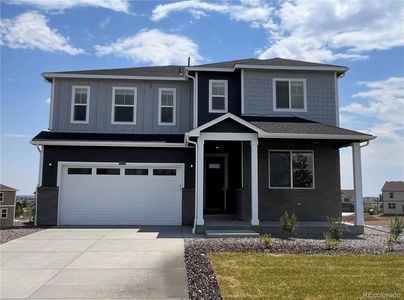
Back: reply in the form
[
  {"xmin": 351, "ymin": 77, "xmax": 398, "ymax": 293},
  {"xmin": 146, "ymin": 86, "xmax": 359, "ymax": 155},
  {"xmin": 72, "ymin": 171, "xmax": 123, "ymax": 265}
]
[
  {"xmin": 111, "ymin": 122, "xmax": 137, "ymax": 125},
  {"xmin": 71, "ymin": 121, "xmax": 89, "ymax": 124},
  {"xmin": 273, "ymin": 109, "xmax": 307, "ymax": 113},
  {"xmin": 209, "ymin": 110, "xmax": 228, "ymax": 113}
]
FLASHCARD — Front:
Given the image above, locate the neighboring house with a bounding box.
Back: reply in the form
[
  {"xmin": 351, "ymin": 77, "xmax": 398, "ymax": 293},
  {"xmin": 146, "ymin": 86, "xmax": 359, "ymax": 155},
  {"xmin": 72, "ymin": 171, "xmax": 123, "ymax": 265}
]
[
  {"xmin": 341, "ymin": 189, "xmax": 354, "ymax": 212},
  {"xmin": 31, "ymin": 58, "xmax": 375, "ymax": 232},
  {"xmin": 0, "ymin": 184, "xmax": 17, "ymax": 227},
  {"xmin": 381, "ymin": 181, "xmax": 404, "ymax": 215}
]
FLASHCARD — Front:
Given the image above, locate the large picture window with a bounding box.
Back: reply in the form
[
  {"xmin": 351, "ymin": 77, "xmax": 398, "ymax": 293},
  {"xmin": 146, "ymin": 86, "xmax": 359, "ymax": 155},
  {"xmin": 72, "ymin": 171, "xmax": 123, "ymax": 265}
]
[
  {"xmin": 112, "ymin": 87, "xmax": 137, "ymax": 124},
  {"xmin": 158, "ymin": 88, "xmax": 176, "ymax": 125},
  {"xmin": 269, "ymin": 150, "xmax": 314, "ymax": 189},
  {"xmin": 273, "ymin": 79, "xmax": 306, "ymax": 111},
  {"xmin": 209, "ymin": 80, "xmax": 228, "ymax": 113},
  {"xmin": 71, "ymin": 86, "xmax": 90, "ymax": 123}
]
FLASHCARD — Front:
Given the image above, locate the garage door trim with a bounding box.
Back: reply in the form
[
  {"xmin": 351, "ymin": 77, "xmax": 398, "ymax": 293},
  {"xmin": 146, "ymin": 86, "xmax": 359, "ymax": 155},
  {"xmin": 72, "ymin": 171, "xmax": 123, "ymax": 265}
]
[{"xmin": 56, "ymin": 161, "xmax": 185, "ymax": 225}]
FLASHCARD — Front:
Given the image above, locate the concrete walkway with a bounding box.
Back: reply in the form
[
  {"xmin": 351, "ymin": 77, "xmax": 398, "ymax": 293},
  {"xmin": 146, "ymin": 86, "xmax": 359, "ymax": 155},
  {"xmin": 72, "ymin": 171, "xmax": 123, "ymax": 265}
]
[{"xmin": 0, "ymin": 227, "xmax": 189, "ymax": 299}]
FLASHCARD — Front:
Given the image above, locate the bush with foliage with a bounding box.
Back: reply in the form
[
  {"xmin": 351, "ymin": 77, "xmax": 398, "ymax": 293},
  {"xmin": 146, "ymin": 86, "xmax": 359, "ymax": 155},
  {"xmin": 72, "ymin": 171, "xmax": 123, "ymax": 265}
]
[
  {"xmin": 387, "ymin": 216, "xmax": 404, "ymax": 250},
  {"xmin": 324, "ymin": 232, "xmax": 341, "ymax": 250},
  {"xmin": 326, "ymin": 217, "xmax": 346, "ymax": 241},
  {"xmin": 280, "ymin": 211, "xmax": 298, "ymax": 239},
  {"xmin": 260, "ymin": 233, "xmax": 272, "ymax": 248}
]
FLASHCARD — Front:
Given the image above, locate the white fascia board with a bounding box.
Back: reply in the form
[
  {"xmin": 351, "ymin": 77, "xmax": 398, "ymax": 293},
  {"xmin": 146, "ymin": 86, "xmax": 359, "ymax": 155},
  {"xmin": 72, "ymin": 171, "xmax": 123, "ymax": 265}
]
[
  {"xmin": 187, "ymin": 112, "xmax": 266, "ymax": 137},
  {"xmin": 258, "ymin": 132, "xmax": 376, "ymax": 141},
  {"xmin": 42, "ymin": 73, "xmax": 187, "ymax": 81},
  {"xmin": 235, "ymin": 64, "xmax": 349, "ymax": 73},
  {"xmin": 185, "ymin": 67, "xmax": 234, "ymax": 72},
  {"xmin": 31, "ymin": 140, "xmax": 189, "ymax": 148}
]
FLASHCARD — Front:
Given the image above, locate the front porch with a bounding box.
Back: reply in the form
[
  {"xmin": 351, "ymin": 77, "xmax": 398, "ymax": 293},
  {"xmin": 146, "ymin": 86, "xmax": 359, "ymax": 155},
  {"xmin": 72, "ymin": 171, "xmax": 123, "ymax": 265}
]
[{"xmin": 186, "ymin": 113, "xmax": 374, "ymax": 234}]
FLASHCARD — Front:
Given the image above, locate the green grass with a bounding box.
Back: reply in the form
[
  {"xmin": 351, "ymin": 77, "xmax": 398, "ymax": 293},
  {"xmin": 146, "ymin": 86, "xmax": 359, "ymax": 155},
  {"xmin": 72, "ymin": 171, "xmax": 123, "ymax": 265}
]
[{"xmin": 209, "ymin": 253, "xmax": 404, "ymax": 300}]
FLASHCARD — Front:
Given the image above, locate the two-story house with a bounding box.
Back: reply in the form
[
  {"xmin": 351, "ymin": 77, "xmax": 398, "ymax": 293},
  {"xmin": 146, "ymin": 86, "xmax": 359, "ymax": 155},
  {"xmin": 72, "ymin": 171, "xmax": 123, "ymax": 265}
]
[
  {"xmin": 381, "ymin": 181, "xmax": 404, "ymax": 215},
  {"xmin": 31, "ymin": 58, "xmax": 375, "ymax": 233}
]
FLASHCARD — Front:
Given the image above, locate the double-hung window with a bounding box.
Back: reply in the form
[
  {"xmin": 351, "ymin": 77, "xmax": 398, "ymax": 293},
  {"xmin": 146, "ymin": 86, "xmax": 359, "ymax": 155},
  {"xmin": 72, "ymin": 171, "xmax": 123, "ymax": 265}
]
[
  {"xmin": 0, "ymin": 192, "xmax": 3, "ymax": 203},
  {"xmin": 269, "ymin": 150, "xmax": 314, "ymax": 189},
  {"xmin": 273, "ymin": 79, "xmax": 306, "ymax": 111},
  {"xmin": 71, "ymin": 86, "xmax": 90, "ymax": 123},
  {"xmin": 209, "ymin": 80, "xmax": 228, "ymax": 113},
  {"xmin": 112, "ymin": 87, "xmax": 137, "ymax": 124},
  {"xmin": 1, "ymin": 208, "xmax": 7, "ymax": 218},
  {"xmin": 158, "ymin": 88, "xmax": 176, "ymax": 125}
]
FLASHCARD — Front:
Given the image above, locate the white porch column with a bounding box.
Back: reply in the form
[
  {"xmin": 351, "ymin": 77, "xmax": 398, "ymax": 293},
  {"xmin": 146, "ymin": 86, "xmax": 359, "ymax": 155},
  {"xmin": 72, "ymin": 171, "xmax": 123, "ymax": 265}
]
[
  {"xmin": 196, "ymin": 138, "xmax": 205, "ymax": 225},
  {"xmin": 352, "ymin": 142, "xmax": 364, "ymax": 226},
  {"xmin": 250, "ymin": 139, "xmax": 259, "ymax": 225}
]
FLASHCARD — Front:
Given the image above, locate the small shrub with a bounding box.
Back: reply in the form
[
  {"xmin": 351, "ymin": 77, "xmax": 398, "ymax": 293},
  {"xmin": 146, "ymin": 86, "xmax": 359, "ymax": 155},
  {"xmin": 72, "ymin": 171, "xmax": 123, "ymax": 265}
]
[
  {"xmin": 260, "ymin": 233, "xmax": 272, "ymax": 248},
  {"xmin": 389, "ymin": 216, "xmax": 404, "ymax": 241},
  {"xmin": 324, "ymin": 232, "xmax": 341, "ymax": 250},
  {"xmin": 327, "ymin": 217, "xmax": 346, "ymax": 241},
  {"xmin": 280, "ymin": 211, "xmax": 298, "ymax": 239},
  {"xmin": 387, "ymin": 217, "xmax": 404, "ymax": 250}
]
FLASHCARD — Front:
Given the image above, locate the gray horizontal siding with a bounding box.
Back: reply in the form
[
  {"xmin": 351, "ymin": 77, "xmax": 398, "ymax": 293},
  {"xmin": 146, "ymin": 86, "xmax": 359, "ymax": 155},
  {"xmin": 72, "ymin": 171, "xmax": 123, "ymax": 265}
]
[
  {"xmin": 51, "ymin": 79, "xmax": 193, "ymax": 133},
  {"xmin": 243, "ymin": 70, "xmax": 337, "ymax": 126}
]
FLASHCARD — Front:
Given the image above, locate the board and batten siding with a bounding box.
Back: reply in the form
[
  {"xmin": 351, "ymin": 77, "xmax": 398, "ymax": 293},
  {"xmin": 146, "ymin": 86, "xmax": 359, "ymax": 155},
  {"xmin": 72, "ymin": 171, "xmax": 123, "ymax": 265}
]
[
  {"xmin": 243, "ymin": 70, "xmax": 337, "ymax": 126},
  {"xmin": 51, "ymin": 79, "xmax": 193, "ymax": 133}
]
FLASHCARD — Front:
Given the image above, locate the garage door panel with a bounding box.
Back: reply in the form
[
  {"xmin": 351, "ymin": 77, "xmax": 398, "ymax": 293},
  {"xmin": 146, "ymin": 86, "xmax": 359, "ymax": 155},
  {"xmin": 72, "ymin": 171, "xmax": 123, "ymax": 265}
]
[{"xmin": 59, "ymin": 165, "xmax": 182, "ymax": 225}]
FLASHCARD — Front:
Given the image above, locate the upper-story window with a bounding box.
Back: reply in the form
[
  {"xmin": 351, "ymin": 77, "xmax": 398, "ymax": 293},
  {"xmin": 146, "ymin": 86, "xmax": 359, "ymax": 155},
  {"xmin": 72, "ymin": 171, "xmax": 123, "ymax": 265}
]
[
  {"xmin": 209, "ymin": 80, "xmax": 228, "ymax": 113},
  {"xmin": 273, "ymin": 79, "xmax": 306, "ymax": 112},
  {"xmin": 158, "ymin": 88, "xmax": 176, "ymax": 125},
  {"xmin": 112, "ymin": 87, "xmax": 137, "ymax": 125},
  {"xmin": 71, "ymin": 86, "xmax": 90, "ymax": 123},
  {"xmin": 0, "ymin": 192, "xmax": 3, "ymax": 203},
  {"xmin": 390, "ymin": 192, "xmax": 394, "ymax": 198}
]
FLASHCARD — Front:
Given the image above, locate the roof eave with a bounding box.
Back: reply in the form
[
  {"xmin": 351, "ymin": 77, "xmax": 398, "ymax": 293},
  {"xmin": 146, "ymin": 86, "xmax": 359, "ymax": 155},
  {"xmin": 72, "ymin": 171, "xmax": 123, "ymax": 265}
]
[
  {"xmin": 257, "ymin": 133, "xmax": 376, "ymax": 141},
  {"xmin": 41, "ymin": 73, "xmax": 188, "ymax": 81}
]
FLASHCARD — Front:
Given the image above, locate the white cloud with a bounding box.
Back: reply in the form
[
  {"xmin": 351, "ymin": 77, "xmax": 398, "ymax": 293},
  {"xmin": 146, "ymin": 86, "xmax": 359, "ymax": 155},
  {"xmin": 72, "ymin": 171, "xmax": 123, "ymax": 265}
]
[
  {"xmin": 5, "ymin": 0, "xmax": 130, "ymax": 13},
  {"xmin": 99, "ymin": 17, "xmax": 111, "ymax": 29},
  {"xmin": 0, "ymin": 12, "xmax": 84, "ymax": 55},
  {"xmin": 151, "ymin": 0, "xmax": 274, "ymax": 28},
  {"xmin": 258, "ymin": 0, "xmax": 404, "ymax": 62},
  {"xmin": 339, "ymin": 76, "xmax": 404, "ymax": 196},
  {"xmin": 341, "ymin": 77, "xmax": 404, "ymax": 140},
  {"xmin": 94, "ymin": 28, "xmax": 202, "ymax": 65}
]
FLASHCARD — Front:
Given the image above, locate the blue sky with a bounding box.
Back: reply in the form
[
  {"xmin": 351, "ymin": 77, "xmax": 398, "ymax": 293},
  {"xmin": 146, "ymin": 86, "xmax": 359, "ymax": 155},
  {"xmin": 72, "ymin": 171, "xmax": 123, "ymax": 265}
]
[{"xmin": 1, "ymin": 0, "xmax": 403, "ymax": 195}]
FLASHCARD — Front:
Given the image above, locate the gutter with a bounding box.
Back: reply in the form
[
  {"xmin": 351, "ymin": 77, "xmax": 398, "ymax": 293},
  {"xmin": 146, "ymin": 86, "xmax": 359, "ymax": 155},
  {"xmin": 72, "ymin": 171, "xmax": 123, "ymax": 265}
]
[{"xmin": 185, "ymin": 134, "xmax": 198, "ymax": 234}]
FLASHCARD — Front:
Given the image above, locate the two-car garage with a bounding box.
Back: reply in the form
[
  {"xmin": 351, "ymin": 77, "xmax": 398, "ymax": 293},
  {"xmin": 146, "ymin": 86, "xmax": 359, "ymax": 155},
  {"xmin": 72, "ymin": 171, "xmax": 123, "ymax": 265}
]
[{"xmin": 57, "ymin": 163, "xmax": 184, "ymax": 225}]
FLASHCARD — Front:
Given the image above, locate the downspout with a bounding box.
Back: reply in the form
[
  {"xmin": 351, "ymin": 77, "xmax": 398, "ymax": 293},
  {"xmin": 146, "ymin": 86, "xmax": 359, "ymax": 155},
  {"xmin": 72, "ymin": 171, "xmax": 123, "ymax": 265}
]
[
  {"xmin": 35, "ymin": 145, "xmax": 43, "ymax": 226},
  {"xmin": 185, "ymin": 134, "xmax": 198, "ymax": 234},
  {"xmin": 360, "ymin": 141, "xmax": 369, "ymax": 148},
  {"xmin": 185, "ymin": 71, "xmax": 198, "ymax": 128}
]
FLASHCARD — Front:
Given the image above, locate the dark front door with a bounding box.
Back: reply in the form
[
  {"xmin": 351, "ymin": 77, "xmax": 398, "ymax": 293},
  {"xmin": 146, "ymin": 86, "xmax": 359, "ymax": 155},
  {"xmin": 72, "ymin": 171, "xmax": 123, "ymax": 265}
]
[{"xmin": 205, "ymin": 156, "xmax": 226, "ymax": 211}]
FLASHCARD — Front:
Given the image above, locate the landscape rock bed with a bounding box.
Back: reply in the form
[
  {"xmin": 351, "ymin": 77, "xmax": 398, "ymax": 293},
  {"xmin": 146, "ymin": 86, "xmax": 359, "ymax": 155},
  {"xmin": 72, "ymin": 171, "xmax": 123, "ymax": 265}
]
[
  {"xmin": 0, "ymin": 227, "xmax": 44, "ymax": 244},
  {"xmin": 184, "ymin": 227, "xmax": 403, "ymax": 299}
]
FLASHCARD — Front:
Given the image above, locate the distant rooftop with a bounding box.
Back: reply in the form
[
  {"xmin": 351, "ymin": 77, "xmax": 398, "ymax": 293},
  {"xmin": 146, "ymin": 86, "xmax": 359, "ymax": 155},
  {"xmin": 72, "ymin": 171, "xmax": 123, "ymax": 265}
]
[
  {"xmin": 0, "ymin": 184, "xmax": 18, "ymax": 192},
  {"xmin": 382, "ymin": 181, "xmax": 404, "ymax": 192}
]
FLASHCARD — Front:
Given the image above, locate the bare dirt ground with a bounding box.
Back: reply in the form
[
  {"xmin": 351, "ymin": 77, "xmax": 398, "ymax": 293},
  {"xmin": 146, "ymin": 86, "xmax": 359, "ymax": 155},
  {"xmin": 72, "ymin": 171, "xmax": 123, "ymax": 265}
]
[{"xmin": 342, "ymin": 214, "xmax": 399, "ymax": 228}]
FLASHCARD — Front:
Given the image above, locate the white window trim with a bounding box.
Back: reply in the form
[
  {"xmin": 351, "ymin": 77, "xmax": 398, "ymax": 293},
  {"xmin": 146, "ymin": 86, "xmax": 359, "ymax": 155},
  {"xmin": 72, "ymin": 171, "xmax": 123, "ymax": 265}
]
[
  {"xmin": 272, "ymin": 78, "xmax": 307, "ymax": 112},
  {"xmin": 209, "ymin": 79, "xmax": 228, "ymax": 113},
  {"xmin": 1, "ymin": 208, "xmax": 8, "ymax": 219},
  {"xmin": 158, "ymin": 88, "xmax": 176, "ymax": 126},
  {"xmin": 0, "ymin": 192, "xmax": 3, "ymax": 203},
  {"xmin": 70, "ymin": 85, "xmax": 90, "ymax": 124},
  {"xmin": 111, "ymin": 87, "xmax": 137, "ymax": 125},
  {"xmin": 268, "ymin": 150, "xmax": 315, "ymax": 189}
]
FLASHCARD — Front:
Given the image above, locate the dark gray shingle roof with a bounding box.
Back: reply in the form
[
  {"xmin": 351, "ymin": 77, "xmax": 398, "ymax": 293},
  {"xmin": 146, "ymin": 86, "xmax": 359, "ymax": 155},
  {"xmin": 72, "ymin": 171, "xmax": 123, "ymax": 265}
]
[
  {"xmin": 44, "ymin": 65, "xmax": 186, "ymax": 78},
  {"xmin": 382, "ymin": 181, "xmax": 404, "ymax": 192},
  {"xmin": 193, "ymin": 57, "xmax": 347, "ymax": 70}
]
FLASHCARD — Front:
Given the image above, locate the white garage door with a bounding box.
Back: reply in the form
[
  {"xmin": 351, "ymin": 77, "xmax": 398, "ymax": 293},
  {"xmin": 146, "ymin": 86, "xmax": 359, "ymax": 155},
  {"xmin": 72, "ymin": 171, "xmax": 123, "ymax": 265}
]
[{"xmin": 58, "ymin": 164, "xmax": 183, "ymax": 225}]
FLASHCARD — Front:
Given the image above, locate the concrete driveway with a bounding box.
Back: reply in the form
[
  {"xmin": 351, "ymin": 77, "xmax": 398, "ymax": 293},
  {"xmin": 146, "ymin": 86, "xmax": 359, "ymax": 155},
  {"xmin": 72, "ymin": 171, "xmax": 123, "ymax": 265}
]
[{"xmin": 0, "ymin": 227, "xmax": 189, "ymax": 299}]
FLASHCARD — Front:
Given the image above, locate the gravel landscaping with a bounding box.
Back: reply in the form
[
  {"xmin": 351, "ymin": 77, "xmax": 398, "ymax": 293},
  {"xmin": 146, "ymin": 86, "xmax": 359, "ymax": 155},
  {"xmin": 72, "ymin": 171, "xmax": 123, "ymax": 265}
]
[
  {"xmin": 0, "ymin": 226, "xmax": 45, "ymax": 244},
  {"xmin": 184, "ymin": 227, "xmax": 404, "ymax": 299}
]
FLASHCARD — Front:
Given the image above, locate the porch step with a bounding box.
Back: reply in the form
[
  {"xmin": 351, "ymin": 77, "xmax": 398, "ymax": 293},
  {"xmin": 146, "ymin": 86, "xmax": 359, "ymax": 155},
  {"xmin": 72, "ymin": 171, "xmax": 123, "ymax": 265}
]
[{"xmin": 205, "ymin": 229, "xmax": 259, "ymax": 238}]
